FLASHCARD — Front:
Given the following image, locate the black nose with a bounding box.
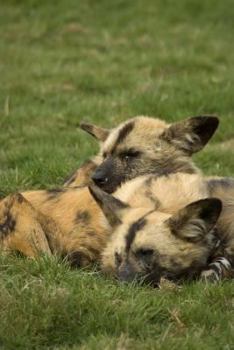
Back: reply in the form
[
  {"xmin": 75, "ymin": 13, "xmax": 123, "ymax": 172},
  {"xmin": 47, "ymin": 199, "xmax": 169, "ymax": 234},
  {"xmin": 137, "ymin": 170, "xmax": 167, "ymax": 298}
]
[{"xmin": 91, "ymin": 169, "xmax": 108, "ymax": 186}]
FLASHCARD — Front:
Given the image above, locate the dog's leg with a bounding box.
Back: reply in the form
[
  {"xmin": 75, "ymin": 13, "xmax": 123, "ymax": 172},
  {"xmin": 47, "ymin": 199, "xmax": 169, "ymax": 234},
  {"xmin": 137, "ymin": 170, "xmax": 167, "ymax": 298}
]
[
  {"xmin": 63, "ymin": 156, "xmax": 101, "ymax": 188},
  {"xmin": 200, "ymin": 256, "xmax": 233, "ymax": 282}
]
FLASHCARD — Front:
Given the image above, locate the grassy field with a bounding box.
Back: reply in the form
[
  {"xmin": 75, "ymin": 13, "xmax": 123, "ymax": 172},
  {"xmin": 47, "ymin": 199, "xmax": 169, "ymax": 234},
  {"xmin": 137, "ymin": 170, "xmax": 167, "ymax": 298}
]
[{"xmin": 0, "ymin": 0, "xmax": 234, "ymax": 349}]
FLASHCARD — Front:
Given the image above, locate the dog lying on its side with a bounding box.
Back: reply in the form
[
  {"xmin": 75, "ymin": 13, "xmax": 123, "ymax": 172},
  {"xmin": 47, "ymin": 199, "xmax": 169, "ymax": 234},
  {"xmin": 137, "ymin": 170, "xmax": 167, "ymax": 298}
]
[{"xmin": 89, "ymin": 173, "xmax": 234, "ymax": 284}]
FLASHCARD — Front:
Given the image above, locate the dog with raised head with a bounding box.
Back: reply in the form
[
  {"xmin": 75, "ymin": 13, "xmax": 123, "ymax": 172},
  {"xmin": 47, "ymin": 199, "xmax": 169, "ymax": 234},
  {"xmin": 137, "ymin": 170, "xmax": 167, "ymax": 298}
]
[
  {"xmin": 65, "ymin": 114, "xmax": 234, "ymax": 213},
  {"xmin": 64, "ymin": 115, "xmax": 219, "ymax": 192}
]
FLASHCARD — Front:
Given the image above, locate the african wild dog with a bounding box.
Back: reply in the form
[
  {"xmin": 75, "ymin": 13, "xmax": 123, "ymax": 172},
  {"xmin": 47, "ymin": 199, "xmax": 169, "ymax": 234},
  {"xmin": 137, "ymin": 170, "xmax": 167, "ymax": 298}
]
[
  {"xmin": 66, "ymin": 115, "xmax": 234, "ymax": 280},
  {"xmin": 64, "ymin": 115, "xmax": 219, "ymax": 192},
  {"xmin": 89, "ymin": 173, "xmax": 234, "ymax": 284},
  {"xmin": 0, "ymin": 115, "xmax": 232, "ymax": 278}
]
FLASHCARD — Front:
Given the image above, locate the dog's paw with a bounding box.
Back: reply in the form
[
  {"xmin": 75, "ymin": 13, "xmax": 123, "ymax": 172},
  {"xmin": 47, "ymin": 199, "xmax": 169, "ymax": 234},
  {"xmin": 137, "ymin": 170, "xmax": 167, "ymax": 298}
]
[{"xmin": 200, "ymin": 269, "xmax": 219, "ymax": 283}]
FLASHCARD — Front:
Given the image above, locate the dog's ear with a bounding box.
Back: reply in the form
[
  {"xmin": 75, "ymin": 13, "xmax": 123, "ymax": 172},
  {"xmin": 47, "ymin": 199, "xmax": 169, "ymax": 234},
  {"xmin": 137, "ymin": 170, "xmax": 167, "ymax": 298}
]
[
  {"xmin": 161, "ymin": 116, "xmax": 219, "ymax": 154},
  {"xmin": 79, "ymin": 122, "xmax": 110, "ymax": 142},
  {"xmin": 89, "ymin": 184, "xmax": 129, "ymax": 227},
  {"xmin": 167, "ymin": 198, "xmax": 222, "ymax": 242}
]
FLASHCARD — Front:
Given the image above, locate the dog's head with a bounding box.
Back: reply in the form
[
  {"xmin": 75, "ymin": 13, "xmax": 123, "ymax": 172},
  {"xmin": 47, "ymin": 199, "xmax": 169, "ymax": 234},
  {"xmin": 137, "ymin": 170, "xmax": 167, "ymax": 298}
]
[
  {"xmin": 81, "ymin": 115, "xmax": 219, "ymax": 193},
  {"xmin": 89, "ymin": 184, "xmax": 222, "ymax": 286}
]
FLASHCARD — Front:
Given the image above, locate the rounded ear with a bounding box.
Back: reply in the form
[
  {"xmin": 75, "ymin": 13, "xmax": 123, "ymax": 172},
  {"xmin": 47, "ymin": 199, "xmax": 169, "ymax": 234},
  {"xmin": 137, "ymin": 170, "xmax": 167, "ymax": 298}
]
[
  {"xmin": 161, "ymin": 116, "xmax": 219, "ymax": 155},
  {"xmin": 79, "ymin": 121, "xmax": 110, "ymax": 142},
  {"xmin": 167, "ymin": 198, "xmax": 222, "ymax": 242},
  {"xmin": 88, "ymin": 184, "xmax": 129, "ymax": 227}
]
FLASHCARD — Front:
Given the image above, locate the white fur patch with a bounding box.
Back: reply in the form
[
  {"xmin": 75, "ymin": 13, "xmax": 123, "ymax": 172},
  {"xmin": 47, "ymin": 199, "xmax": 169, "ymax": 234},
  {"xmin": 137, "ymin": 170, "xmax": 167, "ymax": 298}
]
[
  {"xmin": 201, "ymin": 269, "xmax": 219, "ymax": 281},
  {"xmin": 215, "ymin": 257, "xmax": 231, "ymax": 269}
]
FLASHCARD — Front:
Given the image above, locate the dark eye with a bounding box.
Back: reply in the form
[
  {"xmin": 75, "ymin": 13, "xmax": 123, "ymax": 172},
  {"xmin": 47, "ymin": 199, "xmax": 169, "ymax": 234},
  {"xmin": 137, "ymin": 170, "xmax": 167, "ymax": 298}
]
[
  {"xmin": 119, "ymin": 149, "xmax": 141, "ymax": 161},
  {"xmin": 136, "ymin": 249, "xmax": 154, "ymax": 258},
  {"xmin": 115, "ymin": 252, "xmax": 122, "ymax": 266}
]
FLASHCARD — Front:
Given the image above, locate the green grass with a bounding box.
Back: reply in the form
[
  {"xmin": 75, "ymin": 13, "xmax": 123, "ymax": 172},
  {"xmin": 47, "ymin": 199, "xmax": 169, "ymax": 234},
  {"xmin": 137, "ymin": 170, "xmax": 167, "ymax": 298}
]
[{"xmin": 0, "ymin": 1, "xmax": 234, "ymax": 349}]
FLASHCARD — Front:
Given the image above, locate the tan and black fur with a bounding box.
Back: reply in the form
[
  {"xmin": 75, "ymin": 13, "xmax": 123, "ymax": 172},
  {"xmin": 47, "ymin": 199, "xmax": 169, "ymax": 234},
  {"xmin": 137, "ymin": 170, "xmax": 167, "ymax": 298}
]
[
  {"xmin": 65, "ymin": 115, "xmax": 234, "ymax": 280},
  {"xmin": 0, "ymin": 186, "xmax": 112, "ymax": 266},
  {"xmin": 65, "ymin": 115, "xmax": 219, "ymax": 192},
  {"xmin": 1, "ymin": 115, "xmax": 233, "ymax": 278},
  {"xmin": 0, "ymin": 174, "xmax": 155, "ymax": 266},
  {"xmin": 89, "ymin": 173, "xmax": 234, "ymax": 284}
]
